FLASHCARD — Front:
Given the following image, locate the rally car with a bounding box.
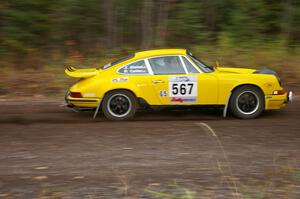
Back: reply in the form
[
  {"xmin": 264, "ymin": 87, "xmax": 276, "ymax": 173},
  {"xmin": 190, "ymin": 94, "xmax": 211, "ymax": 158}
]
[{"xmin": 65, "ymin": 49, "xmax": 292, "ymax": 120}]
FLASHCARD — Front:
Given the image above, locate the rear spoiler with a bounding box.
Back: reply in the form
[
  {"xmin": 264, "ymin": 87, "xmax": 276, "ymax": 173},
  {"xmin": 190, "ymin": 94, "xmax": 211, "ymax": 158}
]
[{"xmin": 65, "ymin": 66, "xmax": 99, "ymax": 78}]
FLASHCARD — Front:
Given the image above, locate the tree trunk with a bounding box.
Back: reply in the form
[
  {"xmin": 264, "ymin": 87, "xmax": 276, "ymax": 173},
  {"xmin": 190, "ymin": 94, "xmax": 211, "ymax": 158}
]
[
  {"xmin": 141, "ymin": 0, "xmax": 154, "ymax": 49},
  {"xmin": 102, "ymin": 0, "xmax": 117, "ymax": 49},
  {"xmin": 154, "ymin": 0, "xmax": 170, "ymax": 47}
]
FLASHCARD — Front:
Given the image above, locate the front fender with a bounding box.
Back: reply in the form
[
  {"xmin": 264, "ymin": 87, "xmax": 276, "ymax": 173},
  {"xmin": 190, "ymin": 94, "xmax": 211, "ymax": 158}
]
[{"xmin": 217, "ymin": 74, "xmax": 280, "ymax": 104}]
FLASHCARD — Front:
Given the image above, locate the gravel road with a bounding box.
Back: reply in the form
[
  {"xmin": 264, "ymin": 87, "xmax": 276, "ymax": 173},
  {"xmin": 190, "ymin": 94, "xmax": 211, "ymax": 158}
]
[{"xmin": 0, "ymin": 98, "xmax": 299, "ymax": 198}]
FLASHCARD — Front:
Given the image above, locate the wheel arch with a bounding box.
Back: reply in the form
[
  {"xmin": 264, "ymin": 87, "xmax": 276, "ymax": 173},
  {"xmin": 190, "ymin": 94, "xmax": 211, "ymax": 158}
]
[
  {"xmin": 103, "ymin": 88, "xmax": 137, "ymax": 98},
  {"xmin": 231, "ymin": 83, "xmax": 265, "ymax": 96},
  {"xmin": 223, "ymin": 83, "xmax": 265, "ymax": 117},
  {"xmin": 225, "ymin": 83, "xmax": 266, "ymax": 119},
  {"xmin": 102, "ymin": 88, "xmax": 150, "ymax": 108},
  {"xmin": 102, "ymin": 89, "xmax": 137, "ymax": 106},
  {"xmin": 228, "ymin": 83, "xmax": 265, "ymax": 111}
]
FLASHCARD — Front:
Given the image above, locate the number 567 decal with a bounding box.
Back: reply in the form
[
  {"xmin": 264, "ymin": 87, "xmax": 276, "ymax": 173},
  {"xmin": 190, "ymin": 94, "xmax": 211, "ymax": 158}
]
[{"xmin": 169, "ymin": 76, "xmax": 197, "ymax": 103}]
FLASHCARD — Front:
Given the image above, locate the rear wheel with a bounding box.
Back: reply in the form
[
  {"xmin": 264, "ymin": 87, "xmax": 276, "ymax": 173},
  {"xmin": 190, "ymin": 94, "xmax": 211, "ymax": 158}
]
[
  {"xmin": 102, "ymin": 90, "xmax": 137, "ymax": 121},
  {"xmin": 229, "ymin": 86, "xmax": 264, "ymax": 119}
]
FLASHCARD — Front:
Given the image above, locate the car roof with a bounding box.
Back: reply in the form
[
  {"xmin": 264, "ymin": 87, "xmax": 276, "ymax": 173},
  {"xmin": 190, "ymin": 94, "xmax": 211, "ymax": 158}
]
[
  {"xmin": 134, "ymin": 49, "xmax": 187, "ymax": 59},
  {"xmin": 100, "ymin": 49, "xmax": 188, "ymax": 70}
]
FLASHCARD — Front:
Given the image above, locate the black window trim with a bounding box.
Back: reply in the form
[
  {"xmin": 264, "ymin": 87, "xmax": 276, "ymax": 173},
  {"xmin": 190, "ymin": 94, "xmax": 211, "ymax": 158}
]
[
  {"xmin": 101, "ymin": 54, "xmax": 135, "ymax": 70},
  {"xmin": 180, "ymin": 55, "xmax": 202, "ymax": 74},
  {"xmin": 186, "ymin": 50, "xmax": 214, "ymax": 73},
  {"xmin": 147, "ymin": 55, "xmax": 188, "ymax": 75}
]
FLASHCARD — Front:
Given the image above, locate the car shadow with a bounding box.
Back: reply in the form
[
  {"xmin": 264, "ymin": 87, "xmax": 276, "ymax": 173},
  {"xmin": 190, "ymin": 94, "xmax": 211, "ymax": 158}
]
[
  {"xmin": 93, "ymin": 108, "xmax": 285, "ymax": 122},
  {"xmin": 132, "ymin": 108, "xmax": 224, "ymax": 121}
]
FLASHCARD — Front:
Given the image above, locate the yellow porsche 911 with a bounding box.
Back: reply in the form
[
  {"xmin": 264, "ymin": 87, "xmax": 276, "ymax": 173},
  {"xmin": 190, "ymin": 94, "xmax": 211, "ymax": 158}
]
[{"xmin": 65, "ymin": 49, "xmax": 292, "ymax": 120}]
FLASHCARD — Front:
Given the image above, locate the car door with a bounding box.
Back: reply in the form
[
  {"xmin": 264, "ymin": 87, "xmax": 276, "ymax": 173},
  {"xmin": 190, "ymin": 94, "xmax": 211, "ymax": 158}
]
[
  {"xmin": 181, "ymin": 55, "xmax": 218, "ymax": 105},
  {"xmin": 146, "ymin": 55, "xmax": 219, "ymax": 105},
  {"xmin": 147, "ymin": 55, "xmax": 198, "ymax": 105}
]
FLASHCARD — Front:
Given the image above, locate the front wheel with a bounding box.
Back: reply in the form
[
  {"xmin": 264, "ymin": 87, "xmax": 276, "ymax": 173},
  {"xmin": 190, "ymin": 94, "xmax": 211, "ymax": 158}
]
[
  {"xmin": 102, "ymin": 90, "xmax": 137, "ymax": 121},
  {"xmin": 229, "ymin": 86, "xmax": 264, "ymax": 119}
]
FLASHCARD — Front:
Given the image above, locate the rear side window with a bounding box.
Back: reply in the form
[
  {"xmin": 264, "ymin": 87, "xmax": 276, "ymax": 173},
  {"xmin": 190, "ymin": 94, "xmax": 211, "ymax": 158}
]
[
  {"xmin": 182, "ymin": 56, "xmax": 199, "ymax": 74},
  {"xmin": 148, "ymin": 56, "xmax": 186, "ymax": 75},
  {"xmin": 118, "ymin": 60, "xmax": 149, "ymax": 74}
]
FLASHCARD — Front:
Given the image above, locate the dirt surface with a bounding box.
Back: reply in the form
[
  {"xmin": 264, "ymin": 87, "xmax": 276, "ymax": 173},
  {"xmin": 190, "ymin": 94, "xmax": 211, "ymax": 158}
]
[{"xmin": 0, "ymin": 98, "xmax": 299, "ymax": 199}]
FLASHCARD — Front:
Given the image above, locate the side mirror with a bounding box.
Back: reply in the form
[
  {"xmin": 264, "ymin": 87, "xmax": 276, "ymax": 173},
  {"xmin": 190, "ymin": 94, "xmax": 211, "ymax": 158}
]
[{"xmin": 215, "ymin": 61, "xmax": 220, "ymax": 68}]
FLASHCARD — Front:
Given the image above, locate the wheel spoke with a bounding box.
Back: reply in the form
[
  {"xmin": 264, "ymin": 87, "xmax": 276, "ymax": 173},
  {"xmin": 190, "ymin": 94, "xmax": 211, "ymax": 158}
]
[
  {"xmin": 237, "ymin": 91, "xmax": 259, "ymax": 114},
  {"xmin": 108, "ymin": 94, "xmax": 131, "ymax": 117}
]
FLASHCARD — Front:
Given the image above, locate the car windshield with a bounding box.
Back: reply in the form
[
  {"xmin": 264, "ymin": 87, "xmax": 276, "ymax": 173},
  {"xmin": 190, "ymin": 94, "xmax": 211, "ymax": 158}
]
[
  {"xmin": 187, "ymin": 51, "xmax": 214, "ymax": 73},
  {"xmin": 100, "ymin": 54, "xmax": 134, "ymax": 70}
]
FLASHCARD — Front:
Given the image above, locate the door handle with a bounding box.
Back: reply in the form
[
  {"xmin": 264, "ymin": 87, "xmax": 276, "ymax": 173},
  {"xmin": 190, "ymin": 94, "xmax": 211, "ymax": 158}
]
[{"xmin": 152, "ymin": 80, "xmax": 165, "ymax": 84}]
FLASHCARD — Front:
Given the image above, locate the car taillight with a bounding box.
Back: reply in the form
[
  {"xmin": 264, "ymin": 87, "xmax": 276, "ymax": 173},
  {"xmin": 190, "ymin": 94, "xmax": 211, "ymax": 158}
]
[
  {"xmin": 70, "ymin": 92, "xmax": 82, "ymax": 98},
  {"xmin": 273, "ymin": 90, "xmax": 286, "ymax": 95}
]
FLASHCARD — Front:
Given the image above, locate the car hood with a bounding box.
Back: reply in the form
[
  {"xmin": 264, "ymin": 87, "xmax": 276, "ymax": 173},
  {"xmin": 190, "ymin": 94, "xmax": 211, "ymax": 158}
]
[{"xmin": 214, "ymin": 67, "xmax": 256, "ymax": 74}]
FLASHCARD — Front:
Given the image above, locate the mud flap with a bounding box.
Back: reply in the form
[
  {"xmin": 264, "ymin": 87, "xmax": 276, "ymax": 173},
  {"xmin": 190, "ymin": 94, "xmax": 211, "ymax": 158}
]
[
  {"xmin": 223, "ymin": 92, "xmax": 232, "ymax": 118},
  {"xmin": 93, "ymin": 101, "xmax": 101, "ymax": 119}
]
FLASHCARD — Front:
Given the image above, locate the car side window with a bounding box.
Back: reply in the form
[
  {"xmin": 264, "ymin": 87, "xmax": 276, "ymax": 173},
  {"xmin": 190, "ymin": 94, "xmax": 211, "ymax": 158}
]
[
  {"xmin": 118, "ymin": 60, "xmax": 149, "ymax": 74},
  {"xmin": 148, "ymin": 56, "xmax": 186, "ymax": 75},
  {"xmin": 182, "ymin": 56, "xmax": 199, "ymax": 74}
]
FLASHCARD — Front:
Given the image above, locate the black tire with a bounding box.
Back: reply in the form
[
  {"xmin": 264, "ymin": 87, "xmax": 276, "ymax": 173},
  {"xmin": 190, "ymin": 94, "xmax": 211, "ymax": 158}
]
[
  {"xmin": 229, "ymin": 86, "xmax": 264, "ymax": 119},
  {"xmin": 102, "ymin": 90, "xmax": 137, "ymax": 121}
]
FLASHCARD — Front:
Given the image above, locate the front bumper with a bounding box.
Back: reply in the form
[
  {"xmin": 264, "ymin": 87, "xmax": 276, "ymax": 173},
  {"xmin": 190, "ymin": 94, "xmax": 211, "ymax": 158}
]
[
  {"xmin": 65, "ymin": 91, "xmax": 101, "ymax": 108},
  {"xmin": 265, "ymin": 91, "xmax": 293, "ymax": 110},
  {"xmin": 285, "ymin": 91, "xmax": 293, "ymax": 103}
]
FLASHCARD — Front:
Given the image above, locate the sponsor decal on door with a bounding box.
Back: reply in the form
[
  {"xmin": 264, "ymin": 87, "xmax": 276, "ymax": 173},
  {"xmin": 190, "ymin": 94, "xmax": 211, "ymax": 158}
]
[{"xmin": 168, "ymin": 76, "xmax": 197, "ymax": 103}]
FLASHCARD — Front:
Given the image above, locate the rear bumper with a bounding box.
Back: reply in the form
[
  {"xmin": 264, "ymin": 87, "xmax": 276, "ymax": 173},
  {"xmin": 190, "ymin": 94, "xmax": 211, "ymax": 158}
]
[
  {"xmin": 65, "ymin": 91, "xmax": 101, "ymax": 108},
  {"xmin": 265, "ymin": 91, "xmax": 293, "ymax": 110}
]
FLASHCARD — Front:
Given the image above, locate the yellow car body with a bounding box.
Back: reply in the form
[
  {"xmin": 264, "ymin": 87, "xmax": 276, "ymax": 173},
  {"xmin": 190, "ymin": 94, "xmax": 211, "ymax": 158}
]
[{"xmin": 65, "ymin": 49, "xmax": 291, "ymax": 119}]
